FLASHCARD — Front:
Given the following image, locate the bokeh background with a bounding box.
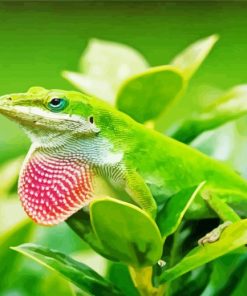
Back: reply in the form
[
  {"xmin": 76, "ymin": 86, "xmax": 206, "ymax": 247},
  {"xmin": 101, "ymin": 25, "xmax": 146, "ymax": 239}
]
[
  {"xmin": 1, "ymin": 1, "xmax": 247, "ymax": 162},
  {"xmin": 1, "ymin": 1, "xmax": 247, "ymax": 295}
]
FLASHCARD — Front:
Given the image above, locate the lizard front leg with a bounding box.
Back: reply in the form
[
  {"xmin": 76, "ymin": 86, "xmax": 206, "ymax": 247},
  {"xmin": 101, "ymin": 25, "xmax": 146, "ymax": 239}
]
[
  {"xmin": 98, "ymin": 164, "xmax": 157, "ymax": 218},
  {"xmin": 124, "ymin": 169, "xmax": 157, "ymax": 219}
]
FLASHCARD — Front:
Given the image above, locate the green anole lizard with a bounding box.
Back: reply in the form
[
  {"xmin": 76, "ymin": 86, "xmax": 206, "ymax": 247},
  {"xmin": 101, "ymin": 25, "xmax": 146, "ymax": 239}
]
[{"xmin": 0, "ymin": 87, "xmax": 246, "ymax": 243}]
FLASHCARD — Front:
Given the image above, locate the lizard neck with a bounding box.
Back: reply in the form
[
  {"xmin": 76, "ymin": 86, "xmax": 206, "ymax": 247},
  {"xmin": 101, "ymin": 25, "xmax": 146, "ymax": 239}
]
[
  {"xmin": 18, "ymin": 136, "xmax": 123, "ymax": 226},
  {"xmin": 34, "ymin": 135, "xmax": 123, "ymax": 167}
]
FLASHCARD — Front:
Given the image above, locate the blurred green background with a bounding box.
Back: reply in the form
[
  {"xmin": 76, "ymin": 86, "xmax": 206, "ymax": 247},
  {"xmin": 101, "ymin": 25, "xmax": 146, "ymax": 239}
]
[
  {"xmin": 1, "ymin": 1, "xmax": 247, "ymax": 162},
  {"xmin": 1, "ymin": 2, "xmax": 247, "ymax": 295}
]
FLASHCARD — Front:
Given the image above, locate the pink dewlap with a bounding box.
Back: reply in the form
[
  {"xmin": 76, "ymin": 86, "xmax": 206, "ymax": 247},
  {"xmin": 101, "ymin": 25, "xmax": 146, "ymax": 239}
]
[{"xmin": 19, "ymin": 152, "xmax": 93, "ymax": 225}]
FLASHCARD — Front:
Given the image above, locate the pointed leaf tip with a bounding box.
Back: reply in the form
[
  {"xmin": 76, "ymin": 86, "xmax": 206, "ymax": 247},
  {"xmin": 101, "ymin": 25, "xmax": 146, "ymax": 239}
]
[{"xmin": 171, "ymin": 34, "xmax": 219, "ymax": 80}]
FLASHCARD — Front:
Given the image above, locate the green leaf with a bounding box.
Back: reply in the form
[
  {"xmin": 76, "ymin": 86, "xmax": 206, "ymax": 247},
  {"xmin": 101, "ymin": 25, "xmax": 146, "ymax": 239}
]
[
  {"xmin": 171, "ymin": 34, "xmax": 218, "ymax": 80},
  {"xmin": 172, "ymin": 85, "xmax": 247, "ymax": 143},
  {"xmin": 67, "ymin": 210, "xmax": 119, "ymax": 261},
  {"xmin": 157, "ymin": 182, "xmax": 205, "ymax": 239},
  {"xmin": 90, "ymin": 198, "xmax": 163, "ymax": 267},
  {"xmin": 0, "ymin": 220, "xmax": 34, "ymax": 292},
  {"xmin": 62, "ymin": 71, "xmax": 116, "ymax": 104},
  {"xmin": 201, "ymin": 251, "xmax": 247, "ymax": 296},
  {"xmin": 160, "ymin": 219, "xmax": 247, "ymax": 283},
  {"xmin": 63, "ymin": 38, "xmax": 148, "ymax": 104},
  {"xmin": 12, "ymin": 243, "xmax": 123, "ymax": 296},
  {"xmin": 80, "ymin": 39, "xmax": 148, "ymax": 82},
  {"xmin": 116, "ymin": 66, "xmax": 184, "ymax": 123}
]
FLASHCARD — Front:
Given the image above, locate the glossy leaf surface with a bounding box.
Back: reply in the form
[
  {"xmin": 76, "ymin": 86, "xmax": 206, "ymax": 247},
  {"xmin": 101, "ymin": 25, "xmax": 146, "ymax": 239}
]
[
  {"xmin": 13, "ymin": 243, "xmax": 123, "ymax": 296},
  {"xmin": 91, "ymin": 198, "xmax": 163, "ymax": 267},
  {"xmin": 117, "ymin": 66, "xmax": 184, "ymax": 123}
]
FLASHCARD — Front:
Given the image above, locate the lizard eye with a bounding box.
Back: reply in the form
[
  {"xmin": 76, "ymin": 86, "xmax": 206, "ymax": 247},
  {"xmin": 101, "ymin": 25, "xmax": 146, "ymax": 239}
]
[{"xmin": 47, "ymin": 98, "xmax": 68, "ymax": 112}]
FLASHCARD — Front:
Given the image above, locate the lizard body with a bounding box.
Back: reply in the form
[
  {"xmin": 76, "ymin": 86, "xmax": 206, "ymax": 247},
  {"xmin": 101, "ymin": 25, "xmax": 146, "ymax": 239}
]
[{"xmin": 0, "ymin": 87, "xmax": 246, "ymax": 225}]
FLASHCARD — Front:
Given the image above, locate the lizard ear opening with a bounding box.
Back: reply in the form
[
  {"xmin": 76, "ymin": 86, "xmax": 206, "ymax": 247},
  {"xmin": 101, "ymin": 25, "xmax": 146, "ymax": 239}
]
[
  {"xmin": 88, "ymin": 115, "xmax": 100, "ymax": 134},
  {"xmin": 89, "ymin": 115, "xmax": 94, "ymax": 124}
]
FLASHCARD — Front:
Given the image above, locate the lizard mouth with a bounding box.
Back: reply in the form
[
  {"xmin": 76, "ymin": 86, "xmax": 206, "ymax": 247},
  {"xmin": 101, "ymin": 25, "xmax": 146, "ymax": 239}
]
[
  {"xmin": 19, "ymin": 149, "xmax": 94, "ymax": 226},
  {"xmin": 0, "ymin": 104, "xmax": 81, "ymax": 125},
  {"xmin": 0, "ymin": 104, "xmax": 100, "ymax": 136}
]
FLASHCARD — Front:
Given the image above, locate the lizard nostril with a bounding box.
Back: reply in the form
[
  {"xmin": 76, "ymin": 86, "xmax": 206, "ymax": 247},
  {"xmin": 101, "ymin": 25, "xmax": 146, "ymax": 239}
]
[{"xmin": 6, "ymin": 97, "xmax": 12, "ymax": 101}]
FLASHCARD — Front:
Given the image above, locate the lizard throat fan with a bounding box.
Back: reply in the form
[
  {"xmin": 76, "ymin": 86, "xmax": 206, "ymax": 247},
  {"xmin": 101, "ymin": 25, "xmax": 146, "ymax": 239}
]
[{"xmin": 19, "ymin": 150, "xmax": 94, "ymax": 225}]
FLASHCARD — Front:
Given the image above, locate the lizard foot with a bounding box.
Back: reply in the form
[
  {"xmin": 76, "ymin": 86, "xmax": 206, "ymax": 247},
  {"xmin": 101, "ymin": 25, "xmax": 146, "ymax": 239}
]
[{"xmin": 198, "ymin": 221, "xmax": 232, "ymax": 246}]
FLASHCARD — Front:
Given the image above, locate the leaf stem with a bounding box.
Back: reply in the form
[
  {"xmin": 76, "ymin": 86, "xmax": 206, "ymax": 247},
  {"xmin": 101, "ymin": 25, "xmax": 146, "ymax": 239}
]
[{"xmin": 129, "ymin": 266, "xmax": 166, "ymax": 296}]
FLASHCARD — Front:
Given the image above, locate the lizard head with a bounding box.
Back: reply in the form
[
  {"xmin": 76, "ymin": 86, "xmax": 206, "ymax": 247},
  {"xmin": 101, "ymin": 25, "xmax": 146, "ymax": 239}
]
[
  {"xmin": 0, "ymin": 87, "xmax": 108, "ymax": 225},
  {"xmin": 0, "ymin": 86, "xmax": 101, "ymax": 147}
]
